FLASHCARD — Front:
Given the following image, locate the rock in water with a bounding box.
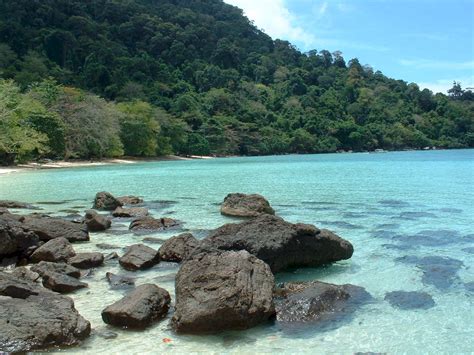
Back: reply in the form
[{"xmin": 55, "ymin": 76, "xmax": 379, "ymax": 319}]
[
  {"xmin": 117, "ymin": 196, "xmax": 143, "ymax": 205},
  {"xmin": 31, "ymin": 261, "xmax": 81, "ymax": 278},
  {"xmin": 106, "ymin": 272, "xmax": 135, "ymax": 289},
  {"xmin": 84, "ymin": 210, "xmax": 111, "ymax": 231},
  {"xmin": 202, "ymin": 214, "xmax": 353, "ymax": 272},
  {"xmin": 112, "ymin": 207, "xmax": 149, "ymax": 218},
  {"xmin": 30, "ymin": 237, "xmax": 76, "ymax": 263},
  {"xmin": 220, "ymin": 193, "xmax": 275, "ymax": 217},
  {"xmin": 158, "ymin": 233, "xmax": 199, "ymax": 262},
  {"xmin": 68, "ymin": 252, "xmax": 104, "ymax": 269},
  {"xmin": 0, "ymin": 200, "xmax": 35, "ymax": 209},
  {"xmin": 0, "ymin": 271, "xmax": 90, "ymax": 352},
  {"xmin": 102, "ymin": 284, "xmax": 170, "ymax": 328},
  {"xmin": 129, "ymin": 216, "xmax": 180, "ymax": 232},
  {"xmin": 119, "ymin": 244, "xmax": 160, "ymax": 271},
  {"xmin": 42, "ymin": 271, "xmax": 88, "ymax": 293},
  {"xmin": 384, "ymin": 291, "xmax": 435, "ymax": 310},
  {"xmin": 19, "ymin": 215, "xmax": 89, "ymax": 242},
  {"xmin": 172, "ymin": 250, "xmax": 275, "ymax": 334},
  {"xmin": 93, "ymin": 192, "xmax": 123, "ymax": 211}
]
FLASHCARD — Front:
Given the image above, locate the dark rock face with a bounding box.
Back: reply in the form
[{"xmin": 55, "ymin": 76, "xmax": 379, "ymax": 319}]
[
  {"xmin": 0, "ymin": 213, "xmax": 40, "ymax": 258},
  {"xmin": 31, "ymin": 261, "xmax": 81, "ymax": 278},
  {"xmin": 129, "ymin": 216, "xmax": 180, "ymax": 232},
  {"xmin": 112, "ymin": 207, "xmax": 149, "ymax": 218},
  {"xmin": 158, "ymin": 233, "xmax": 199, "ymax": 262},
  {"xmin": 20, "ymin": 215, "xmax": 89, "ymax": 242},
  {"xmin": 0, "ymin": 200, "xmax": 35, "ymax": 209},
  {"xmin": 106, "ymin": 272, "xmax": 135, "ymax": 289},
  {"xmin": 93, "ymin": 192, "xmax": 123, "ymax": 211},
  {"xmin": 117, "ymin": 195, "xmax": 143, "ymax": 205},
  {"xmin": 0, "ymin": 271, "xmax": 90, "ymax": 352},
  {"xmin": 84, "ymin": 210, "xmax": 111, "ymax": 231},
  {"xmin": 172, "ymin": 250, "xmax": 275, "ymax": 334},
  {"xmin": 42, "ymin": 272, "xmax": 88, "ymax": 293},
  {"xmin": 274, "ymin": 281, "xmax": 372, "ymax": 327},
  {"xmin": 202, "ymin": 214, "xmax": 353, "ymax": 272},
  {"xmin": 102, "ymin": 284, "xmax": 170, "ymax": 328},
  {"xmin": 220, "ymin": 193, "xmax": 275, "ymax": 217},
  {"xmin": 119, "ymin": 244, "xmax": 160, "ymax": 271},
  {"xmin": 384, "ymin": 291, "xmax": 435, "ymax": 310},
  {"xmin": 68, "ymin": 252, "xmax": 104, "ymax": 269},
  {"xmin": 30, "ymin": 237, "xmax": 76, "ymax": 263}
]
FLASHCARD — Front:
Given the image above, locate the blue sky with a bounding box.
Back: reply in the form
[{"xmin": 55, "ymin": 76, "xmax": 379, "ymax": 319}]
[{"xmin": 224, "ymin": 0, "xmax": 474, "ymax": 93}]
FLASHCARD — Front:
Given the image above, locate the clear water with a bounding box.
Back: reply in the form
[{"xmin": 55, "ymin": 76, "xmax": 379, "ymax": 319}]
[{"xmin": 1, "ymin": 150, "xmax": 473, "ymax": 354}]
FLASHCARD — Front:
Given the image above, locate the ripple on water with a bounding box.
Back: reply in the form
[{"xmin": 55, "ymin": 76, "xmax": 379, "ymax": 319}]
[{"xmin": 378, "ymin": 199, "xmax": 410, "ymax": 208}]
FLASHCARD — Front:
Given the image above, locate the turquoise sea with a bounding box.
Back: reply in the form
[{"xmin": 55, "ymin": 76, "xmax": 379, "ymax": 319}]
[{"xmin": 1, "ymin": 150, "xmax": 473, "ymax": 354}]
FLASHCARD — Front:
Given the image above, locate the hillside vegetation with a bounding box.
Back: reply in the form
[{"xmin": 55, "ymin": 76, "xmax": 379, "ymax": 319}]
[{"xmin": 0, "ymin": 0, "xmax": 473, "ymax": 164}]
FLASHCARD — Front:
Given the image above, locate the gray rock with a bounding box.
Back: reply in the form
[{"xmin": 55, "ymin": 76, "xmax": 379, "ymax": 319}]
[
  {"xmin": 106, "ymin": 272, "xmax": 136, "ymax": 289},
  {"xmin": 172, "ymin": 250, "xmax": 275, "ymax": 334},
  {"xmin": 104, "ymin": 252, "xmax": 119, "ymax": 261},
  {"xmin": 220, "ymin": 193, "xmax": 275, "ymax": 217},
  {"xmin": 11, "ymin": 266, "xmax": 41, "ymax": 282},
  {"xmin": 93, "ymin": 192, "xmax": 123, "ymax": 211},
  {"xmin": 201, "ymin": 214, "xmax": 353, "ymax": 272},
  {"xmin": 0, "ymin": 213, "xmax": 40, "ymax": 258},
  {"xmin": 0, "ymin": 271, "xmax": 90, "ymax": 352},
  {"xmin": 20, "ymin": 215, "xmax": 89, "ymax": 242},
  {"xmin": 117, "ymin": 195, "xmax": 143, "ymax": 205},
  {"xmin": 129, "ymin": 216, "xmax": 180, "ymax": 232},
  {"xmin": 68, "ymin": 252, "xmax": 104, "ymax": 269},
  {"xmin": 31, "ymin": 261, "xmax": 81, "ymax": 278},
  {"xmin": 0, "ymin": 200, "xmax": 35, "ymax": 209},
  {"xmin": 158, "ymin": 233, "xmax": 199, "ymax": 262},
  {"xmin": 102, "ymin": 284, "xmax": 170, "ymax": 328},
  {"xmin": 112, "ymin": 206, "xmax": 149, "ymax": 218},
  {"xmin": 119, "ymin": 244, "xmax": 160, "ymax": 271},
  {"xmin": 42, "ymin": 271, "xmax": 88, "ymax": 293},
  {"xmin": 30, "ymin": 237, "xmax": 76, "ymax": 263},
  {"xmin": 84, "ymin": 210, "xmax": 111, "ymax": 231}
]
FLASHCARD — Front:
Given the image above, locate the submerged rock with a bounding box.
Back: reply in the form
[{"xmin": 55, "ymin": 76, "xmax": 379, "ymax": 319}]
[
  {"xmin": 129, "ymin": 216, "xmax": 180, "ymax": 232},
  {"xmin": 201, "ymin": 214, "xmax": 353, "ymax": 272},
  {"xmin": 119, "ymin": 244, "xmax": 160, "ymax": 271},
  {"xmin": 106, "ymin": 272, "xmax": 135, "ymax": 289},
  {"xmin": 117, "ymin": 195, "xmax": 143, "ymax": 205},
  {"xmin": 384, "ymin": 291, "xmax": 435, "ymax": 310},
  {"xmin": 42, "ymin": 271, "xmax": 88, "ymax": 293},
  {"xmin": 93, "ymin": 192, "xmax": 123, "ymax": 211},
  {"xmin": 220, "ymin": 193, "xmax": 275, "ymax": 217},
  {"xmin": 30, "ymin": 237, "xmax": 76, "ymax": 263},
  {"xmin": 172, "ymin": 250, "xmax": 275, "ymax": 334},
  {"xmin": 0, "ymin": 271, "xmax": 90, "ymax": 352},
  {"xmin": 84, "ymin": 210, "xmax": 111, "ymax": 231},
  {"xmin": 102, "ymin": 284, "xmax": 170, "ymax": 328},
  {"xmin": 68, "ymin": 252, "xmax": 104, "ymax": 269},
  {"xmin": 158, "ymin": 233, "xmax": 199, "ymax": 262},
  {"xmin": 112, "ymin": 206, "xmax": 149, "ymax": 218},
  {"xmin": 31, "ymin": 261, "xmax": 81, "ymax": 278}
]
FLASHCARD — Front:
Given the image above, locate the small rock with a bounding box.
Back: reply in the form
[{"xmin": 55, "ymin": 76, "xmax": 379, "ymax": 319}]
[
  {"xmin": 158, "ymin": 233, "xmax": 199, "ymax": 262},
  {"xmin": 129, "ymin": 216, "xmax": 180, "ymax": 232},
  {"xmin": 42, "ymin": 271, "xmax": 88, "ymax": 293},
  {"xmin": 84, "ymin": 210, "xmax": 111, "ymax": 231},
  {"xmin": 106, "ymin": 272, "xmax": 135, "ymax": 289},
  {"xmin": 0, "ymin": 200, "xmax": 35, "ymax": 209},
  {"xmin": 220, "ymin": 193, "xmax": 275, "ymax": 217},
  {"xmin": 95, "ymin": 329, "xmax": 118, "ymax": 339},
  {"xmin": 20, "ymin": 215, "xmax": 89, "ymax": 242},
  {"xmin": 68, "ymin": 252, "xmax": 104, "ymax": 269},
  {"xmin": 119, "ymin": 244, "xmax": 160, "ymax": 271},
  {"xmin": 112, "ymin": 206, "xmax": 149, "ymax": 218},
  {"xmin": 30, "ymin": 237, "xmax": 76, "ymax": 263},
  {"xmin": 93, "ymin": 192, "xmax": 122, "ymax": 211}
]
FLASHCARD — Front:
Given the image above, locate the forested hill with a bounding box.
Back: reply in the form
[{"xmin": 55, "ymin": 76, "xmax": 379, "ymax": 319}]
[{"xmin": 0, "ymin": 0, "xmax": 473, "ymax": 163}]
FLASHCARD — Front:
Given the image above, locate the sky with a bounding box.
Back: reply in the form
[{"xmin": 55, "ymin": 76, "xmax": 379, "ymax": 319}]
[{"xmin": 223, "ymin": 0, "xmax": 474, "ymax": 94}]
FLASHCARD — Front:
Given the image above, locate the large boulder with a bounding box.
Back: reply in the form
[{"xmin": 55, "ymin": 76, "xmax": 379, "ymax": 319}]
[
  {"xmin": 42, "ymin": 272, "xmax": 88, "ymax": 293},
  {"xmin": 201, "ymin": 214, "xmax": 353, "ymax": 272},
  {"xmin": 84, "ymin": 210, "xmax": 111, "ymax": 231},
  {"xmin": 158, "ymin": 233, "xmax": 199, "ymax": 263},
  {"xmin": 93, "ymin": 192, "xmax": 122, "ymax": 211},
  {"xmin": 0, "ymin": 213, "xmax": 40, "ymax": 259},
  {"xmin": 113, "ymin": 207, "xmax": 149, "ymax": 218},
  {"xmin": 68, "ymin": 252, "xmax": 104, "ymax": 269},
  {"xmin": 31, "ymin": 261, "xmax": 81, "ymax": 278},
  {"xmin": 20, "ymin": 215, "xmax": 89, "ymax": 242},
  {"xmin": 129, "ymin": 216, "xmax": 180, "ymax": 232},
  {"xmin": 172, "ymin": 250, "xmax": 275, "ymax": 334},
  {"xmin": 117, "ymin": 195, "xmax": 143, "ymax": 205},
  {"xmin": 102, "ymin": 284, "xmax": 170, "ymax": 328},
  {"xmin": 119, "ymin": 244, "xmax": 160, "ymax": 271},
  {"xmin": 220, "ymin": 193, "xmax": 275, "ymax": 217},
  {"xmin": 274, "ymin": 281, "xmax": 372, "ymax": 328},
  {"xmin": 0, "ymin": 271, "xmax": 90, "ymax": 352},
  {"xmin": 30, "ymin": 237, "xmax": 76, "ymax": 263}
]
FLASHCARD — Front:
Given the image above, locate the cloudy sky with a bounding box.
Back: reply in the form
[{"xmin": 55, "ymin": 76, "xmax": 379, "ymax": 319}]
[{"xmin": 224, "ymin": 0, "xmax": 474, "ymax": 93}]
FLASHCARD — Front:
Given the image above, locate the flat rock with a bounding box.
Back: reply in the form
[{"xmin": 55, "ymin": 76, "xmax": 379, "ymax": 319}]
[
  {"xmin": 158, "ymin": 233, "xmax": 199, "ymax": 262},
  {"xmin": 68, "ymin": 252, "xmax": 104, "ymax": 269},
  {"xmin": 42, "ymin": 271, "xmax": 88, "ymax": 293},
  {"xmin": 30, "ymin": 237, "xmax": 76, "ymax": 263},
  {"xmin": 11, "ymin": 266, "xmax": 41, "ymax": 282},
  {"xmin": 20, "ymin": 215, "xmax": 89, "ymax": 242},
  {"xmin": 172, "ymin": 250, "xmax": 275, "ymax": 334},
  {"xmin": 84, "ymin": 210, "xmax": 111, "ymax": 231},
  {"xmin": 106, "ymin": 272, "xmax": 135, "ymax": 289},
  {"xmin": 384, "ymin": 291, "xmax": 435, "ymax": 310},
  {"xmin": 93, "ymin": 192, "xmax": 123, "ymax": 211},
  {"xmin": 129, "ymin": 216, "xmax": 180, "ymax": 232},
  {"xmin": 201, "ymin": 214, "xmax": 353, "ymax": 272},
  {"xmin": 119, "ymin": 244, "xmax": 160, "ymax": 271},
  {"xmin": 31, "ymin": 261, "xmax": 81, "ymax": 278},
  {"xmin": 113, "ymin": 207, "xmax": 149, "ymax": 218},
  {"xmin": 117, "ymin": 195, "xmax": 143, "ymax": 205},
  {"xmin": 0, "ymin": 271, "xmax": 90, "ymax": 352},
  {"xmin": 220, "ymin": 193, "xmax": 275, "ymax": 217},
  {"xmin": 102, "ymin": 284, "xmax": 170, "ymax": 328}
]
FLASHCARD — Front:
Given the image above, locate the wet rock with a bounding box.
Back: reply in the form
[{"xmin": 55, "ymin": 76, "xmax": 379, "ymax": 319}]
[
  {"xmin": 0, "ymin": 271, "xmax": 90, "ymax": 352},
  {"xmin": 201, "ymin": 214, "xmax": 353, "ymax": 273},
  {"xmin": 129, "ymin": 216, "xmax": 180, "ymax": 232},
  {"xmin": 142, "ymin": 237, "xmax": 167, "ymax": 244},
  {"xmin": 20, "ymin": 215, "xmax": 89, "ymax": 242},
  {"xmin": 0, "ymin": 213, "xmax": 40, "ymax": 258},
  {"xmin": 93, "ymin": 192, "xmax": 123, "ymax": 211},
  {"xmin": 30, "ymin": 237, "xmax": 76, "ymax": 263},
  {"xmin": 117, "ymin": 196, "xmax": 143, "ymax": 205},
  {"xmin": 158, "ymin": 233, "xmax": 199, "ymax": 262},
  {"xmin": 102, "ymin": 284, "xmax": 170, "ymax": 328},
  {"xmin": 106, "ymin": 272, "xmax": 135, "ymax": 289},
  {"xmin": 104, "ymin": 252, "xmax": 119, "ymax": 261},
  {"xmin": 95, "ymin": 329, "xmax": 118, "ymax": 339},
  {"xmin": 384, "ymin": 291, "xmax": 435, "ymax": 310},
  {"xmin": 42, "ymin": 271, "xmax": 88, "ymax": 293},
  {"xmin": 220, "ymin": 193, "xmax": 275, "ymax": 217},
  {"xmin": 0, "ymin": 200, "xmax": 35, "ymax": 209},
  {"xmin": 274, "ymin": 281, "xmax": 372, "ymax": 327},
  {"xmin": 119, "ymin": 244, "xmax": 160, "ymax": 271},
  {"xmin": 31, "ymin": 261, "xmax": 81, "ymax": 278},
  {"xmin": 172, "ymin": 250, "xmax": 275, "ymax": 334},
  {"xmin": 84, "ymin": 210, "xmax": 111, "ymax": 231},
  {"xmin": 96, "ymin": 243, "xmax": 120, "ymax": 250},
  {"xmin": 11, "ymin": 267, "xmax": 41, "ymax": 282},
  {"xmin": 68, "ymin": 252, "xmax": 104, "ymax": 269},
  {"xmin": 112, "ymin": 206, "xmax": 149, "ymax": 218}
]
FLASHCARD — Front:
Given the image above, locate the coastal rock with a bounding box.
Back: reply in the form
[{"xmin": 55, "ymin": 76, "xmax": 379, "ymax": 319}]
[
  {"xmin": 384, "ymin": 291, "xmax": 435, "ymax": 310},
  {"xmin": 42, "ymin": 271, "xmax": 88, "ymax": 293},
  {"xmin": 0, "ymin": 200, "xmax": 35, "ymax": 209},
  {"xmin": 274, "ymin": 281, "xmax": 372, "ymax": 326},
  {"xmin": 119, "ymin": 244, "xmax": 160, "ymax": 271},
  {"xmin": 117, "ymin": 195, "xmax": 143, "ymax": 205},
  {"xmin": 30, "ymin": 237, "xmax": 76, "ymax": 263},
  {"xmin": 0, "ymin": 213, "xmax": 40, "ymax": 258},
  {"xmin": 31, "ymin": 261, "xmax": 81, "ymax": 278},
  {"xmin": 0, "ymin": 271, "xmax": 90, "ymax": 352},
  {"xmin": 11, "ymin": 266, "xmax": 41, "ymax": 282},
  {"xmin": 84, "ymin": 210, "xmax": 111, "ymax": 231},
  {"xmin": 93, "ymin": 192, "xmax": 123, "ymax": 211},
  {"xmin": 68, "ymin": 252, "xmax": 104, "ymax": 269},
  {"xmin": 106, "ymin": 272, "xmax": 135, "ymax": 289},
  {"xmin": 129, "ymin": 216, "xmax": 180, "ymax": 232},
  {"xmin": 201, "ymin": 214, "xmax": 353, "ymax": 272},
  {"xmin": 102, "ymin": 284, "xmax": 170, "ymax": 328},
  {"xmin": 158, "ymin": 233, "xmax": 199, "ymax": 262},
  {"xmin": 172, "ymin": 250, "xmax": 275, "ymax": 334},
  {"xmin": 220, "ymin": 193, "xmax": 275, "ymax": 217},
  {"xmin": 112, "ymin": 207, "xmax": 149, "ymax": 218},
  {"xmin": 20, "ymin": 215, "xmax": 89, "ymax": 242},
  {"xmin": 104, "ymin": 252, "xmax": 119, "ymax": 261}
]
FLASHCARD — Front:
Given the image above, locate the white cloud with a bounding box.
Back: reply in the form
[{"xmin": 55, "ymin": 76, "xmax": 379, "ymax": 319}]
[
  {"xmin": 418, "ymin": 76, "xmax": 474, "ymax": 94},
  {"xmin": 400, "ymin": 59, "xmax": 474, "ymax": 70}
]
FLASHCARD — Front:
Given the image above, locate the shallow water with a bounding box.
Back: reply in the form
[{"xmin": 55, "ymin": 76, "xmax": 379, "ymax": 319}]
[{"xmin": 1, "ymin": 150, "xmax": 473, "ymax": 354}]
